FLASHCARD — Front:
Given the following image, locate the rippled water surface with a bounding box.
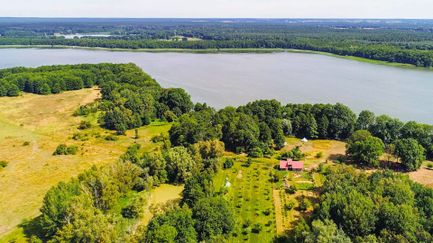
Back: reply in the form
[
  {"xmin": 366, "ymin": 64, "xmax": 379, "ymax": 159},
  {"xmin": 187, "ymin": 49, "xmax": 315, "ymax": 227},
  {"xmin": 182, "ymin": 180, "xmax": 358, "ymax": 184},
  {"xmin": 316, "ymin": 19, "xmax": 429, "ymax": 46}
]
[{"xmin": 1, "ymin": 48, "xmax": 432, "ymax": 123}]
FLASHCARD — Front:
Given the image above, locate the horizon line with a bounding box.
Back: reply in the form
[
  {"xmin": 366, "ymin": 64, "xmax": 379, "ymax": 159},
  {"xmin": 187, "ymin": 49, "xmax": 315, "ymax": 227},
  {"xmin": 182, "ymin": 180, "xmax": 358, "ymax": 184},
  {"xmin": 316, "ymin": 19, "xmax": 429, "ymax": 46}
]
[{"xmin": 1, "ymin": 17, "xmax": 433, "ymax": 20}]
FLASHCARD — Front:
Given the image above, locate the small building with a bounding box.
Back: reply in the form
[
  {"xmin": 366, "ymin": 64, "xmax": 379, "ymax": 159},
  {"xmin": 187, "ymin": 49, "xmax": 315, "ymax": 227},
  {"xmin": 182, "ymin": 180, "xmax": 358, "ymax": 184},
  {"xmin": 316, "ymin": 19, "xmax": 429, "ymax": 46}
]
[{"xmin": 279, "ymin": 159, "xmax": 304, "ymax": 171}]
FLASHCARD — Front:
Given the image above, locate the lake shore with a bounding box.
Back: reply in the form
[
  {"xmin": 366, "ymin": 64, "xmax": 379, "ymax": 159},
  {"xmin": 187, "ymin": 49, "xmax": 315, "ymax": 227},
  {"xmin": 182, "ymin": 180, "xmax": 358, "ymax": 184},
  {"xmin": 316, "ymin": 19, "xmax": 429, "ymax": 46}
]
[{"xmin": 0, "ymin": 45, "xmax": 430, "ymax": 70}]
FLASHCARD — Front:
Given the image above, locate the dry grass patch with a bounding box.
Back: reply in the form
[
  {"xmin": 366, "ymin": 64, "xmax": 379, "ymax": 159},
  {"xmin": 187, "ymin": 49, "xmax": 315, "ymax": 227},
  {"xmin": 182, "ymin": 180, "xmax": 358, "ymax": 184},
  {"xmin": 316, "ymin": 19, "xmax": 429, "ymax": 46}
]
[
  {"xmin": 0, "ymin": 89, "xmax": 171, "ymax": 237},
  {"xmin": 141, "ymin": 184, "xmax": 184, "ymax": 225}
]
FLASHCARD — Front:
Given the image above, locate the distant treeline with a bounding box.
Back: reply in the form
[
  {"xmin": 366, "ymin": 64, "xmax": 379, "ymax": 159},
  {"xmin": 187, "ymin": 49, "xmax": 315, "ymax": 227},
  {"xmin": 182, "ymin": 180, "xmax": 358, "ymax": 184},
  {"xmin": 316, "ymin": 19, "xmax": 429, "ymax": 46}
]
[{"xmin": 1, "ymin": 37, "xmax": 433, "ymax": 67}]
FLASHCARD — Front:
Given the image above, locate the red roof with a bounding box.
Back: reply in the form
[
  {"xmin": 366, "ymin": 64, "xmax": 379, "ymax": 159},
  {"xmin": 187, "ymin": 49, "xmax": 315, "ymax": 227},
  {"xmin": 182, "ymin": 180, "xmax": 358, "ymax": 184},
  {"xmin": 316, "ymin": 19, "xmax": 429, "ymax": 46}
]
[
  {"xmin": 279, "ymin": 159, "xmax": 304, "ymax": 170},
  {"xmin": 280, "ymin": 159, "xmax": 293, "ymax": 169},
  {"xmin": 289, "ymin": 161, "xmax": 304, "ymax": 170}
]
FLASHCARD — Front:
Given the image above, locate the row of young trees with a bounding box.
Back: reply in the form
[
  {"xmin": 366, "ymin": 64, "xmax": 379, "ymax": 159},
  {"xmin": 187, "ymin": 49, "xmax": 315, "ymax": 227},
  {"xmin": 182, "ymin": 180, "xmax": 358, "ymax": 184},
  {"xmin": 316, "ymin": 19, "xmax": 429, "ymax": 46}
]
[
  {"xmin": 169, "ymin": 100, "xmax": 433, "ymax": 162},
  {"xmin": 292, "ymin": 165, "xmax": 433, "ymax": 242}
]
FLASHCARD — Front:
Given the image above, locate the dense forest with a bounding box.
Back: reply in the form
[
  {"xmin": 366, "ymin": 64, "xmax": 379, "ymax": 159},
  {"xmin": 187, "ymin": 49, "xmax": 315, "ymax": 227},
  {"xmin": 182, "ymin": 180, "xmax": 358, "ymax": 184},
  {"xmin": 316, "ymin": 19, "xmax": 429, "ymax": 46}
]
[
  {"xmin": 1, "ymin": 18, "xmax": 433, "ymax": 67},
  {"xmin": 2, "ymin": 63, "xmax": 433, "ymax": 242},
  {"xmin": 292, "ymin": 165, "xmax": 433, "ymax": 242}
]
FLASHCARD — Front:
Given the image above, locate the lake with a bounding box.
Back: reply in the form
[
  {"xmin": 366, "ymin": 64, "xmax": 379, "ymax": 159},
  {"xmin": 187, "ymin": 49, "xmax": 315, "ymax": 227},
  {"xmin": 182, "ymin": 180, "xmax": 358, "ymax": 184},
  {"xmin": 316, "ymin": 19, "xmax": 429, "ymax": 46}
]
[{"xmin": 0, "ymin": 48, "xmax": 432, "ymax": 123}]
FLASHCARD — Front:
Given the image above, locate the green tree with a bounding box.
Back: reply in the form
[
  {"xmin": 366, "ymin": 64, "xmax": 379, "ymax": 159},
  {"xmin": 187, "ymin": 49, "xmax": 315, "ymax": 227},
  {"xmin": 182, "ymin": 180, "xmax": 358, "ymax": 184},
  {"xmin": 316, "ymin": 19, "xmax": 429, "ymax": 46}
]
[
  {"xmin": 146, "ymin": 207, "xmax": 197, "ymax": 243},
  {"xmin": 159, "ymin": 88, "xmax": 193, "ymax": 117},
  {"xmin": 192, "ymin": 197, "xmax": 234, "ymax": 241},
  {"xmin": 182, "ymin": 173, "xmax": 214, "ymax": 207},
  {"xmin": 394, "ymin": 138, "xmax": 426, "ymax": 171},
  {"xmin": 39, "ymin": 180, "xmax": 82, "ymax": 238},
  {"xmin": 346, "ymin": 132, "xmax": 385, "ymax": 167},
  {"xmin": 304, "ymin": 219, "xmax": 352, "ymax": 243},
  {"xmin": 164, "ymin": 147, "xmax": 197, "ymax": 183},
  {"xmin": 356, "ymin": 110, "xmax": 376, "ymax": 131}
]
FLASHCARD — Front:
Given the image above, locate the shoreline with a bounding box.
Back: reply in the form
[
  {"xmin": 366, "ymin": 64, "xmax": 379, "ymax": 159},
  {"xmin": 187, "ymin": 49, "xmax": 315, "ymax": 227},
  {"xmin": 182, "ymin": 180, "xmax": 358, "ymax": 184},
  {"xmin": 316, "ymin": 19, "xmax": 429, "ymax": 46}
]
[{"xmin": 0, "ymin": 45, "xmax": 431, "ymax": 71}]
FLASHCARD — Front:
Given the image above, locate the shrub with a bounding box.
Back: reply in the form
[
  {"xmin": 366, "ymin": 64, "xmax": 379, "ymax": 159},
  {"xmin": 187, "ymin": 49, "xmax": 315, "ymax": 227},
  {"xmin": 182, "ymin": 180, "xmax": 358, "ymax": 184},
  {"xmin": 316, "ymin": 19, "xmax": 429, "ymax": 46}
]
[
  {"xmin": 78, "ymin": 121, "xmax": 92, "ymax": 130},
  {"xmin": 105, "ymin": 135, "xmax": 119, "ymax": 141},
  {"xmin": 248, "ymin": 147, "xmax": 263, "ymax": 158},
  {"xmin": 427, "ymin": 163, "xmax": 433, "ymax": 170},
  {"xmin": 121, "ymin": 197, "xmax": 145, "ymax": 219},
  {"xmin": 73, "ymin": 103, "xmax": 98, "ymax": 116},
  {"xmin": 223, "ymin": 158, "xmax": 234, "ymax": 169},
  {"xmin": 242, "ymin": 220, "xmax": 251, "ymax": 228},
  {"xmin": 285, "ymin": 185, "xmax": 297, "ymax": 194},
  {"xmin": 251, "ymin": 223, "xmax": 263, "ymax": 233},
  {"xmin": 0, "ymin": 160, "xmax": 8, "ymax": 169},
  {"xmin": 279, "ymin": 146, "xmax": 305, "ymax": 161},
  {"xmin": 67, "ymin": 145, "xmax": 78, "ymax": 155},
  {"xmin": 53, "ymin": 144, "xmax": 78, "ymax": 155},
  {"xmin": 315, "ymin": 152, "xmax": 323, "ymax": 159},
  {"xmin": 299, "ymin": 198, "xmax": 312, "ymax": 212},
  {"xmin": 22, "ymin": 141, "xmax": 30, "ymax": 146},
  {"xmin": 72, "ymin": 133, "xmax": 89, "ymax": 141},
  {"xmin": 286, "ymin": 200, "xmax": 296, "ymax": 210},
  {"xmin": 242, "ymin": 158, "xmax": 252, "ymax": 167}
]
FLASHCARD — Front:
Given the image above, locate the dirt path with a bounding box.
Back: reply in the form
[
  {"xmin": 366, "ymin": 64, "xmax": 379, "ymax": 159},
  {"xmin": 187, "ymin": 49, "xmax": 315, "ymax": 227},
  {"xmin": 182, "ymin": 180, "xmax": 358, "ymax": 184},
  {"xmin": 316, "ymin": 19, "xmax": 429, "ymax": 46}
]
[{"xmin": 273, "ymin": 189, "xmax": 284, "ymax": 235}]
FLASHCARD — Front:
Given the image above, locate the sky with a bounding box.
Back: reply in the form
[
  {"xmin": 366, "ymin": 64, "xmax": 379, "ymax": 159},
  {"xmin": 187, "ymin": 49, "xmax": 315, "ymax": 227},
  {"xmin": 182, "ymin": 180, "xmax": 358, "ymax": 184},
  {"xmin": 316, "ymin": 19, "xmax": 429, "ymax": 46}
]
[{"xmin": 0, "ymin": 0, "xmax": 432, "ymax": 19}]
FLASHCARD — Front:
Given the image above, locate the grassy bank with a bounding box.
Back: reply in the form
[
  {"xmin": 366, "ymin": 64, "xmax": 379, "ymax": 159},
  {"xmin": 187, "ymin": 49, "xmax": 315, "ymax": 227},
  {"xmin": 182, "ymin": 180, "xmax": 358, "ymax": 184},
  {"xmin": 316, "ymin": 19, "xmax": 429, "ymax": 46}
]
[{"xmin": 1, "ymin": 45, "xmax": 431, "ymax": 70}]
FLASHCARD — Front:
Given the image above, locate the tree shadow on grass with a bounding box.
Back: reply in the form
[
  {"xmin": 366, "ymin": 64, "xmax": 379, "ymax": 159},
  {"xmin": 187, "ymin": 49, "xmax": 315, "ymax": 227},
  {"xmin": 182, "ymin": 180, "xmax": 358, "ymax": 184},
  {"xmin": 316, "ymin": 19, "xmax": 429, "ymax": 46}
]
[{"xmin": 18, "ymin": 216, "xmax": 46, "ymax": 241}]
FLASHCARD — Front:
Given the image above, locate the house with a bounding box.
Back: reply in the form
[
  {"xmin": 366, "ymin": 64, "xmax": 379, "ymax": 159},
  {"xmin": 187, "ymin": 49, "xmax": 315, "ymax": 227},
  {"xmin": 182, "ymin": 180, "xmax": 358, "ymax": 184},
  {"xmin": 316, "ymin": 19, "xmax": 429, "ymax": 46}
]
[{"xmin": 279, "ymin": 159, "xmax": 304, "ymax": 171}]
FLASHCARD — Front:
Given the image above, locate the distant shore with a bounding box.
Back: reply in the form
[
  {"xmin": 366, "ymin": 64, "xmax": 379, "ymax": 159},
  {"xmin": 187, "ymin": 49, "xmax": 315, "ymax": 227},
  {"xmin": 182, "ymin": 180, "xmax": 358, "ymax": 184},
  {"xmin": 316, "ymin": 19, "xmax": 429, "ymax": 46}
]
[{"xmin": 0, "ymin": 45, "xmax": 430, "ymax": 70}]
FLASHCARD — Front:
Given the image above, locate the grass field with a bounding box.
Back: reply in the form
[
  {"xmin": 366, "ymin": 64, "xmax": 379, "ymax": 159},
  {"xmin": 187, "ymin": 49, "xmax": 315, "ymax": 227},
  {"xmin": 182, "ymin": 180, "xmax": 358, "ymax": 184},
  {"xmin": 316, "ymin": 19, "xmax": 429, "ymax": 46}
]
[{"xmin": 0, "ymin": 89, "xmax": 171, "ymax": 238}]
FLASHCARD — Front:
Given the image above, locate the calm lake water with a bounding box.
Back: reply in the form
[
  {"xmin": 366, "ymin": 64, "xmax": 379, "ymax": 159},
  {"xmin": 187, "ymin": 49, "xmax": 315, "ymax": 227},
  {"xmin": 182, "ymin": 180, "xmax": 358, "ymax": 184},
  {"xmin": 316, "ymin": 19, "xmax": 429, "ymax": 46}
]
[{"xmin": 0, "ymin": 48, "xmax": 432, "ymax": 123}]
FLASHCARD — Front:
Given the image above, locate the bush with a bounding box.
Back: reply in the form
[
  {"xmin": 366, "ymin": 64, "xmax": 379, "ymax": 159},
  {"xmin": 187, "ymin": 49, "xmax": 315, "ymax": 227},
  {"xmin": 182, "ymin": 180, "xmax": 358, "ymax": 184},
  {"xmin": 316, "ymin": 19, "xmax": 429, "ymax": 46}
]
[
  {"xmin": 105, "ymin": 135, "xmax": 119, "ymax": 141},
  {"xmin": 286, "ymin": 200, "xmax": 296, "ymax": 210},
  {"xmin": 78, "ymin": 121, "xmax": 92, "ymax": 130},
  {"xmin": 0, "ymin": 160, "xmax": 8, "ymax": 169},
  {"xmin": 248, "ymin": 147, "xmax": 263, "ymax": 158},
  {"xmin": 23, "ymin": 141, "xmax": 30, "ymax": 146},
  {"xmin": 121, "ymin": 197, "xmax": 145, "ymax": 219},
  {"xmin": 223, "ymin": 158, "xmax": 234, "ymax": 169},
  {"xmin": 53, "ymin": 144, "xmax": 78, "ymax": 155},
  {"xmin": 72, "ymin": 132, "xmax": 89, "ymax": 141},
  {"xmin": 279, "ymin": 146, "xmax": 305, "ymax": 161},
  {"xmin": 242, "ymin": 158, "xmax": 252, "ymax": 167},
  {"xmin": 67, "ymin": 145, "xmax": 78, "ymax": 155},
  {"xmin": 315, "ymin": 152, "xmax": 323, "ymax": 159},
  {"xmin": 285, "ymin": 185, "xmax": 297, "ymax": 194},
  {"xmin": 427, "ymin": 163, "xmax": 433, "ymax": 170},
  {"xmin": 299, "ymin": 198, "xmax": 312, "ymax": 212},
  {"xmin": 73, "ymin": 103, "xmax": 98, "ymax": 116},
  {"xmin": 251, "ymin": 223, "xmax": 263, "ymax": 233}
]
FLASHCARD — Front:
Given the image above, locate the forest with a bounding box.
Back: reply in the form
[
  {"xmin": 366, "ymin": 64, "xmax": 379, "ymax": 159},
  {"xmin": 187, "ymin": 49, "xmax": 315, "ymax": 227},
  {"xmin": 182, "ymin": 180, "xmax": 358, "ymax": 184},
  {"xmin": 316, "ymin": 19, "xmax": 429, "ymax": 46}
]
[
  {"xmin": 1, "ymin": 18, "xmax": 433, "ymax": 67},
  {"xmin": 1, "ymin": 63, "xmax": 433, "ymax": 242}
]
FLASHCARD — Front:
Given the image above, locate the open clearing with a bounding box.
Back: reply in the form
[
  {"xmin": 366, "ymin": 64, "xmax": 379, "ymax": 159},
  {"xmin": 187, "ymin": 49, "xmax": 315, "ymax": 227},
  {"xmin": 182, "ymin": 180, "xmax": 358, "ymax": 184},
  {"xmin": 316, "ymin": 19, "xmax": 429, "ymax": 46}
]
[
  {"xmin": 141, "ymin": 184, "xmax": 184, "ymax": 225},
  {"xmin": 0, "ymin": 89, "xmax": 171, "ymax": 238}
]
